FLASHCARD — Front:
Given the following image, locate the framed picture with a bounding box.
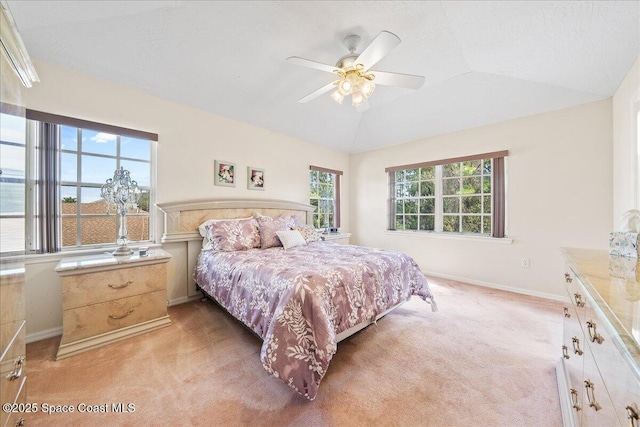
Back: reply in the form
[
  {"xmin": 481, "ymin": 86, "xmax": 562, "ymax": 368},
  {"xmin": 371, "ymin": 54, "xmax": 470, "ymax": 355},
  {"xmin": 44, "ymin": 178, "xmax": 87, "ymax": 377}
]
[
  {"xmin": 247, "ymin": 166, "xmax": 265, "ymax": 191},
  {"xmin": 214, "ymin": 160, "xmax": 236, "ymax": 187}
]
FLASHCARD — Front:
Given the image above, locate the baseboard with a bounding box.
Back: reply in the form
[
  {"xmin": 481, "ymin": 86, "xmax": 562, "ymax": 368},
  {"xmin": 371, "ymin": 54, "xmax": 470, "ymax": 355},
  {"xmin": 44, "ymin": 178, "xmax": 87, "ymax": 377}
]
[
  {"xmin": 168, "ymin": 294, "xmax": 203, "ymax": 307},
  {"xmin": 423, "ymin": 270, "xmax": 567, "ymax": 302},
  {"xmin": 26, "ymin": 326, "xmax": 62, "ymax": 344}
]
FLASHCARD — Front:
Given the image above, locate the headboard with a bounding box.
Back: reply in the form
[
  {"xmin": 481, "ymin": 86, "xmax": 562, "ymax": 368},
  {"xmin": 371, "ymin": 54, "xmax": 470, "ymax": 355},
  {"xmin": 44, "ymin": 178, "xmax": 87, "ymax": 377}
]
[{"xmin": 156, "ymin": 198, "xmax": 315, "ymax": 243}]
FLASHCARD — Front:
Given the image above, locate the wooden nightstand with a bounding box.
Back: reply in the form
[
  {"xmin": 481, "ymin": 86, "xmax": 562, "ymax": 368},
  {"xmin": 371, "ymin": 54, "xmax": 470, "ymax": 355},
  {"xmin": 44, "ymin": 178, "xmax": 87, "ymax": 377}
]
[
  {"xmin": 321, "ymin": 232, "xmax": 351, "ymax": 244},
  {"xmin": 54, "ymin": 249, "xmax": 172, "ymax": 360}
]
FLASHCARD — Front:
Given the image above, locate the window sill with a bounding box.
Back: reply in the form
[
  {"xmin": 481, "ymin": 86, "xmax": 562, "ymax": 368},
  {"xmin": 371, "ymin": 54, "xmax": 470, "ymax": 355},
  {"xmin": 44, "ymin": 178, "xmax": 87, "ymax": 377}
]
[
  {"xmin": 385, "ymin": 230, "xmax": 513, "ymax": 244},
  {"xmin": 22, "ymin": 242, "xmax": 162, "ymax": 265}
]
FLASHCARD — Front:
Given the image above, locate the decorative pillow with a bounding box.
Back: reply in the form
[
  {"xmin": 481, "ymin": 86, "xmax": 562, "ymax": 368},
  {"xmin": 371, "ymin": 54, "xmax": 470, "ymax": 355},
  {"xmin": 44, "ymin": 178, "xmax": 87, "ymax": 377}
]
[
  {"xmin": 198, "ymin": 217, "xmax": 253, "ymax": 250},
  {"xmin": 256, "ymin": 215, "xmax": 299, "ymax": 248},
  {"xmin": 295, "ymin": 225, "xmax": 322, "ymax": 243},
  {"xmin": 206, "ymin": 218, "xmax": 261, "ymax": 251},
  {"xmin": 276, "ymin": 230, "xmax": 307, "ymax": 250}
]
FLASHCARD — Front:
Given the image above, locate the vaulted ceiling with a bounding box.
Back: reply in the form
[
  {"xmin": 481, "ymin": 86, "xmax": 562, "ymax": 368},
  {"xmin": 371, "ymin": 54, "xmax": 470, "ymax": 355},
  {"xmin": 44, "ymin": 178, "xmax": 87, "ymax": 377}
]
[{"xmin": 7, "ymin": 1, "xmax": 640, "ymax": 152}]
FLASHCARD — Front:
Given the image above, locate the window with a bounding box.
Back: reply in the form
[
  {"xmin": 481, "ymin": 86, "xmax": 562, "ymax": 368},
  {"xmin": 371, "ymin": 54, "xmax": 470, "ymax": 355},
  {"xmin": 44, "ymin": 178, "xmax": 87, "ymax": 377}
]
[
  {"xmin": 387, "ymin": 151, "xmax": 507, "ymax": 238},
  {"xmin": 0, "ymin": 112, "xmax": 27, "ymax": 254},
  {"xmin": 17, "ymin": 110, "xmax": 157, "ymax": 254},
  {"xmin": 309, "ymin": 165, "xmax": 342, "ymax": 229}
]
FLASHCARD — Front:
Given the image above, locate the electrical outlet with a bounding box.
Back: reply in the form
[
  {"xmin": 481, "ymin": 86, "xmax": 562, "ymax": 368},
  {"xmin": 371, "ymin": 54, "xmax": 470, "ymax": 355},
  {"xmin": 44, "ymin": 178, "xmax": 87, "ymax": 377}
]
[{"xmin": 521, "ymin": 258, "xmax": 530, "ymax": 268}]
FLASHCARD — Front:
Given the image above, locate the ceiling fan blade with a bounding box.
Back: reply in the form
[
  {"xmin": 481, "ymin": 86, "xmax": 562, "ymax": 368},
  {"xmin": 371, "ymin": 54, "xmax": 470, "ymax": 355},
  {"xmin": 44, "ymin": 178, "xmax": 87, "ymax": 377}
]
[
  {"xmin": 355, "ymin": 31, "xmax": 401, "ymax": 71},
  {"xmin": 298, "ymin": 82, "xmax": 336, "ymax": 103},
  {"xmin": 287, "ymin": 56, "xmax": 340, "ymax": 74},
  {"xmin": 371, "ymin": 70, "xmax": 425, "ymax": 90}
]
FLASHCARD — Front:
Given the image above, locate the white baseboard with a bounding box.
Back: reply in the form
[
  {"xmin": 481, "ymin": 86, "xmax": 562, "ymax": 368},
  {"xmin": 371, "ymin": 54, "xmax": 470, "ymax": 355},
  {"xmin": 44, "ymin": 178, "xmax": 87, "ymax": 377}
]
[
  {"xmin": 26, "ymin": 326, "xmax": 62, "ymax": 344},
  {"xmin": 168, "ymin": 294, "xmax": 202, "ymax": 307},
  {"xmin": 424, "ymin": 270, "xmax": 568, "ymax": 303}
]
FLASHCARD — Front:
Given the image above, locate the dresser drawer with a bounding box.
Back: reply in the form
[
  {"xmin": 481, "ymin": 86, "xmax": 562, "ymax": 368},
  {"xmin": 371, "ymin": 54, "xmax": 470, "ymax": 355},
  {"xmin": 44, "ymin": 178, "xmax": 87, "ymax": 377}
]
[
  {"xmin": 62, "ymin": 263, "xmax": 167, "ymax": 309},
  {"xmin": 0, "ymin": 323, "xmax": 26, "ymax": 421},
  {"xmin": 61, "ymin": 290, "xmax": 167, "ymax": 343},
  {"xmin": 0, "ymin": 376, "xmax": 26, "ymax": 427},
  {"xmin": 0, "ymin": 273, "xmax": 24, "ymax": 325},
  {"xmin": 1, "ymin": 321, "xmax": 25, "ymax": 361}
]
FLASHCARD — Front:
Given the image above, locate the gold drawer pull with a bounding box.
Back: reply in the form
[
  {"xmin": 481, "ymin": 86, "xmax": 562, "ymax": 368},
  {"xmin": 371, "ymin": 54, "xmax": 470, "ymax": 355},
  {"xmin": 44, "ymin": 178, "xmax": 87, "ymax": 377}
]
[
  {"xmin": 109, "ymin": 308, "xmax": 134, "ymax": 320},
  {"xmin": 14, "ymin": 418, "xmax": 24, "ymax": 427},
  {"xmin": 6, "ymin": 355, "xmax": 24, "ymax": 381},
  {"xmin": 586, "ymin": 320, "xmax": 604, "ymax": 344},
  {"xmin": 572, "ymin": 337, "xmax": 583, "ymax": 356},
  {"xmin": 584, "ymin": 380, "xmax": 601, "ymax": 411},
  {"xmin": 626, "ymin": 403, "xmax": 639, "ymax": 427},
  {"xmin": 573, "ymin": 292, "xmax": 585, "ymax": 308},
  {"xmin": 570, "ymin": 388, "xmax": 581, "ymax": 411},
  {"xmin": 565, "ymin": 273, "xmax": 573, "ymax": 284},
  {"xmin": 562, "ymin": 345, "xmax": 570, "ymax": 359},
  {"xmin": 109, "ymin": 280, "xmax": 133, "ymax": 289},
  {"xmin": 563, "ymin": 307, "xmax": 571, "ymax": 318}
]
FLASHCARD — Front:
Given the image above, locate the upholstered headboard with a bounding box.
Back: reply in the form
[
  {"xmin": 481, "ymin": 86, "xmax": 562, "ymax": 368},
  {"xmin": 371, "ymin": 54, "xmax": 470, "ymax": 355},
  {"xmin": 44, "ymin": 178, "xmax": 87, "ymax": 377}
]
[{"xmin": 156, "ymin": 198, "xmax": 315, "ymax": 243}]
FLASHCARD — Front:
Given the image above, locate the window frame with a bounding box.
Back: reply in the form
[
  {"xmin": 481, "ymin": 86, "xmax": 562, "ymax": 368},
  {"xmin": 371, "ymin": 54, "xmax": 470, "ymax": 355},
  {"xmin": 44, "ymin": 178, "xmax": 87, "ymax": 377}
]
[
  {"xmin": 23, "ymin": 110, "xmax": 158, "ymax": 254},
  {"xmin": 309, "ymin": 165, "xmax": 342, "ymax": 230},
  {"xmin": 386, "ymin": 151, "xmax": 508, "ymax": 238}
]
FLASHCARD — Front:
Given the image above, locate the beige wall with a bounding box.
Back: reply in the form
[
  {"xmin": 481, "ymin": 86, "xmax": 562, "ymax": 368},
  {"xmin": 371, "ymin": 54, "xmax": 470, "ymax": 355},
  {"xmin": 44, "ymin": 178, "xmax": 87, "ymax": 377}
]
[
  {"xmin": 613, "ymin": 54, "xmax": 640, "ymax": 225},
  {"xmin": 350, "ymin": 100, "xmax": 613, "ymax": 299},
  {"xmin": 23, "ymin": 60, "xmax": 350, "ymax": 338}
]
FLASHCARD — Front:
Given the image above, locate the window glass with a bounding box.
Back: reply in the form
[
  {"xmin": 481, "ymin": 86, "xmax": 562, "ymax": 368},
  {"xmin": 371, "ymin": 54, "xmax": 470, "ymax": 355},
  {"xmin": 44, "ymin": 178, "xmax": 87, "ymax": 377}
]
[
  {"xmin": 390, "ymin": 158, "xmax": 497, "ymax": 236},
  {"xmin": 121, "ymin": 136, "xmax": 150, "ymax": 161},
  {"xmin": 309, "ymin": 169, "xmax": 338, "ymax": 229},
  {"xmin": 81, "ymin": 130, "xmax": 117, "ymax": 156},
  {"xmin": 60, "ymin": 126, "xmax": 77, "ymax": 151},
  {"xmin": 32, "ymin": 123, "xmax": 154, "ymax": 251},
  {"xmin": 0, "ymin": 113, "xmax": 26, "ymax": 253}
]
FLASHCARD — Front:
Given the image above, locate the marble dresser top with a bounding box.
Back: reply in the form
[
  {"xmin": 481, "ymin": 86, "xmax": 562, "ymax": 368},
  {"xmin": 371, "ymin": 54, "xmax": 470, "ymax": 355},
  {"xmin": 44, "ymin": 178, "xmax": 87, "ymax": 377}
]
[
  {"xmin": 562, "ymin": 247, "xmax": 640, "ymax": 379},
  {"xmin": 55, "ymin": 248, "xmax": 171, "ymax": 275}
]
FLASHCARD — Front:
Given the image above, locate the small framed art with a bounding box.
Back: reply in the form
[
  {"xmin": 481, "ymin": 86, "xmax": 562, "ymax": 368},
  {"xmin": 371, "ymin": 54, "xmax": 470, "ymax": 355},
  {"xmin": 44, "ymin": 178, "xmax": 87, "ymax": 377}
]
[
  {"xmin": 247, "ymin": 166, "xmax": 265, "ymax": 191},
  {"xmin": 214, "ymin": 160, "xmax": 236, "ymax": 187}
]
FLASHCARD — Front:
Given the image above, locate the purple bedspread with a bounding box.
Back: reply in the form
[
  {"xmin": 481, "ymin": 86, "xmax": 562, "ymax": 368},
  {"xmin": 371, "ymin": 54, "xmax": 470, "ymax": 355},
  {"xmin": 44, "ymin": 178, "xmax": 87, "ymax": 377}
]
[{"xmin": 193, "ymin": 242, "xmax": 436, "ymax": 400}]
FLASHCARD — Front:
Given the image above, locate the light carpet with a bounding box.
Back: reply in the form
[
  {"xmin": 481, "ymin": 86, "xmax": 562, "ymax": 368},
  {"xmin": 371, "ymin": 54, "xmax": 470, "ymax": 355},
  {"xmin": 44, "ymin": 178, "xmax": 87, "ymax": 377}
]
[{"xmin": 25, "ymin": 277, "xmax": 563, "ymax": 426}]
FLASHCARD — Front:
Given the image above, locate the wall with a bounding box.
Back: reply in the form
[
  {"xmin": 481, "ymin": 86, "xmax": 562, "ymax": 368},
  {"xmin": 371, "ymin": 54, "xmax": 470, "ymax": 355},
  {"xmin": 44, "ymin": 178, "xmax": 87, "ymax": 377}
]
[
  {"xmin": 350, "ymin": 100, "xmax": 613, "ymax": 299},
  {"xmin": 613, "ymin": 54, "xmax": 640, "ymax": 225},
  {"xmin": 23, "ymin": 60, "xmax": 350, "ymax": 339}
]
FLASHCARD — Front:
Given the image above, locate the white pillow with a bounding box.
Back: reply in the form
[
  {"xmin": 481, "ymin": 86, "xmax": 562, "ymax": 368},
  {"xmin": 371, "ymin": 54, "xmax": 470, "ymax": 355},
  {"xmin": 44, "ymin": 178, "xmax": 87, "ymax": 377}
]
[
  {"xmin": 198, "ymin": 217, "xmax": 253, "ymax": 250},
  {"xmin": 276, "ymin": 230, "xmax": 307, "ymax": 250}
]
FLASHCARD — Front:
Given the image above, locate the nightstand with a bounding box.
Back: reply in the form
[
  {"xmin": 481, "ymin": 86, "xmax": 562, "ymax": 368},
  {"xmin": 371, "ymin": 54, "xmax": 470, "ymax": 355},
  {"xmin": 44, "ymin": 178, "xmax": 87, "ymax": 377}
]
[
  {"xmin": 321, "ymin": 232, "xmax": 351, "ymax": 244},
  {"xmin": 54, "ymin": 249, "xmax": 172, "ymax": 360}
]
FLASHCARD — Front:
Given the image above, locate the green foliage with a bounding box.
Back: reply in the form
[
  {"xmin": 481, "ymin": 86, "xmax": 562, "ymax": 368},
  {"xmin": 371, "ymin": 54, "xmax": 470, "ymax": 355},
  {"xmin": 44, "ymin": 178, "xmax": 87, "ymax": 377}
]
[
  {"xmin": 62, "ymin": 197, "xmax": 77, "ymax": 203},
  {"xmin": 138, "ymin": 192, "xmax": 149, "ymax": 212}
]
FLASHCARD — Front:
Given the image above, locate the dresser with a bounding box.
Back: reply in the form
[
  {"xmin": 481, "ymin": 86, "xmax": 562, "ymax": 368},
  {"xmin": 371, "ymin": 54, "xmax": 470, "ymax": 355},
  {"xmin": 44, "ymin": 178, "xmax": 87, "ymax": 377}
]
[
  {"xmin": 54, "ymin": 249, "xmax": 172, "ymax": 360},
  {"xmin": 557, "ymin": 248, "xmax": 640, "ymax": 427},
  {"xmin": 321, "ymin": 232, "xmax": 351, "ymax": 244},
  {"xmin": 1, "ymin": 261, "xmax": 26, "ymax": 427}
]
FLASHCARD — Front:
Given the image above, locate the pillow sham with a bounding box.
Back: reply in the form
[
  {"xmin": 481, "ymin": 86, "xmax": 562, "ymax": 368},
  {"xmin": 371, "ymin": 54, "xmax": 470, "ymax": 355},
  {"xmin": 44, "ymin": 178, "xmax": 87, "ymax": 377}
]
[
  {"xmin": 294, "ymin": 225, "xmax": 322, "ymax": 243},
  {"xmin": 199, "ymin": 217, "xmax": 253, "ymax": 250},
  {"xmin": 256, "ymin": 215, "xmax": 299, "ymax": 248},
  {"xmin": 276, "ymin": 230, "xmax": 307, "ymax": 250},
  {"xmin": 206, "ymin": 218, "xmax": 261, "ymax": 252}
]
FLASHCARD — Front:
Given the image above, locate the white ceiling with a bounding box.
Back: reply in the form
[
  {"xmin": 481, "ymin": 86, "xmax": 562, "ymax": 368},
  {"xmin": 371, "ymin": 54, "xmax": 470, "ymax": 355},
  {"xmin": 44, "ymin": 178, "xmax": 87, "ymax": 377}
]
[{"xmin": 6, "ymin": 1, "xmax": 640, "ymax": 153}]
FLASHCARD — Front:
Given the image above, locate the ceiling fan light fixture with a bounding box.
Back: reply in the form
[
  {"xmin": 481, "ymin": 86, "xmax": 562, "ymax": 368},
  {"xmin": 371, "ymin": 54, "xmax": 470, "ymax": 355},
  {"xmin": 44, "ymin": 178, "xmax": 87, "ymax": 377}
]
[
  {"xmin": 351, "ymin": 90, "xmax": 365, "ymax": 106},
  {"xmin": 338, "ymin": 79, "xmax": 352, "ymax": 95},
  {"xmin": 361, "ymin": 80, "xmax": 375, "ymax": 98},
  {"xmin": 330, "ymin": 89, "xmax": 345, "ymax": 104}
]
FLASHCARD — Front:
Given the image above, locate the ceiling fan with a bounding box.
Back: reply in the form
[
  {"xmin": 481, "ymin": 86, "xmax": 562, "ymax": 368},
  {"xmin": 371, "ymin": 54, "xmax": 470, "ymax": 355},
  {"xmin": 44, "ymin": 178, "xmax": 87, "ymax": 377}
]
[{"xmin": 287, "ymin": 30, "xmax": 425, "ymax": 110}]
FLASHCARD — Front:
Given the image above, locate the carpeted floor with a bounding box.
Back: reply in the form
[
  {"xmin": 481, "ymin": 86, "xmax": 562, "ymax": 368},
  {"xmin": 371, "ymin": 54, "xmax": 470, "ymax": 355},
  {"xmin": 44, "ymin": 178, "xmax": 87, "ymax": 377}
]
[{"xmin": 25, "ymin": 277, "xmax": 563, "ymax": 426}]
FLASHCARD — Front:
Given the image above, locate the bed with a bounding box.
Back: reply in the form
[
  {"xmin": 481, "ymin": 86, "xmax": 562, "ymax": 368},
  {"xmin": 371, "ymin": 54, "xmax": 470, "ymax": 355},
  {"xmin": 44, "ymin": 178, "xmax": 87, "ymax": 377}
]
[{"xmin": 157, "ymin": 199, "xmax": 436, "ymax": 400}]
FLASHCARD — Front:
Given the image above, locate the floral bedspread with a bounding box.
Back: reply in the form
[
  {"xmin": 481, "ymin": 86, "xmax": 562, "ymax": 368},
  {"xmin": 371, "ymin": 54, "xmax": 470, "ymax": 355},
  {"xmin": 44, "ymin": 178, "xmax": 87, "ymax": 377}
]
[{"xmin": 193, "ymin": 242, "xmax": 436, "ymax": 400}]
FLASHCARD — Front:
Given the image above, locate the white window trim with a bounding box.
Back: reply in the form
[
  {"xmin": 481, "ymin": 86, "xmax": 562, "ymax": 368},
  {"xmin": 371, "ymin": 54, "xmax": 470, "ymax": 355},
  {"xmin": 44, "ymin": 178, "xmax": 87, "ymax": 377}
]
[{"xmin": 385, "ymin": 230, "xmax": 513, "ymax": 244}]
